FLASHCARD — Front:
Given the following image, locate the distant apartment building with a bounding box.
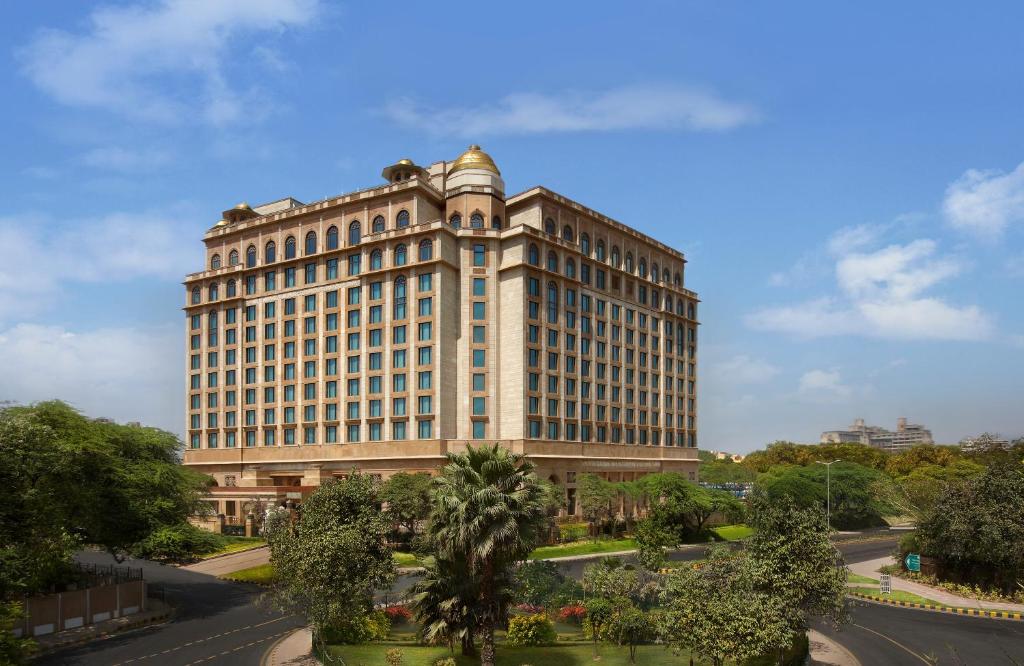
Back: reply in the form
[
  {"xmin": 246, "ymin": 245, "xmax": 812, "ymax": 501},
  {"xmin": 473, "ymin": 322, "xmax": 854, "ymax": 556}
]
[
  {"xmin": 959, "ymin": 433, "xmax": 1012, "ymax": 450},
  {"xmin": 820, "ymin": 417, "xmax": 933, "ymax": 453},
  {"xmin": 181, "ymin": 145, "xmax": 700, "ymax": 519}
]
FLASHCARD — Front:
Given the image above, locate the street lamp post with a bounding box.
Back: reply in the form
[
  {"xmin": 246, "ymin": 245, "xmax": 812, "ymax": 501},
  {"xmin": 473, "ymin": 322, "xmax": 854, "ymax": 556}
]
[{"xmin": 815, "ymin": 459, "xmax": 842, "ymax": 529}]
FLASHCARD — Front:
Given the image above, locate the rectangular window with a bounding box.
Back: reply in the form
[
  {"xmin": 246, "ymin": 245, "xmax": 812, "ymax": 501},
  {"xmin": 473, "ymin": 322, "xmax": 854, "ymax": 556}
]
[
  {"xmin": 473, "ymin": 243, "xmax": 486, "ymax": 266},
  {"xmin": 472, "ymin": 397, "xmax": 485, "ymax": 415},
  {"xmin": 473, "ymin": 349, "xmax": 485, "ymax": 368},
  {"xmin": 472, "ymin": 302, "xmax": 485, "ymax": 319},
  {"xmin": 418, "ymin": 273, "xmax": 432, "ymax": 292},
  {"xmin": 472, "ymin": 326, "xmax": 485, "ymax": 343},
  {"xmin": 472, "ymin": 278, "xmax": 485, "ymax": 296},
  {"xmin": 472, "ymin": 373, "xmax": 485, "ymax": 391}
]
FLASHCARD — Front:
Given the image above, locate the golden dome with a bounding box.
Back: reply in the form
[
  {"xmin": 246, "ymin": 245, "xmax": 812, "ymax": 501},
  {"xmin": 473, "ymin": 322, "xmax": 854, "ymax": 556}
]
[
  {"xmin": 212, "ymin": 219, "xmax": 230, "ymax": 228},
  {"xmin": 234, "ymin": 202, "xmax": 252, "ymax": 211},
  {"xmin": 449, "ymin": 145, "xmax": 500, "ymax": 176},
  {"xmin": 397, "ymin": 158, "xmax": 414, "ymax": 166}
]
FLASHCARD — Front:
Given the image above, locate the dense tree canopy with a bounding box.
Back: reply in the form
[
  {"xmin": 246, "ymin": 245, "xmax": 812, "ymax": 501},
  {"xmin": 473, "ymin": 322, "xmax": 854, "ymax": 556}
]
[
  {"xmin": 380, "ymin": 472, "xmax": 432, "ymax": 540},
  {"xmin": 753, "ymin": 461, "xmax": 893, "ymax": 529},
  {"xmin": 0, "ymin": 401, "xmax": 211, "ymax": 597}
]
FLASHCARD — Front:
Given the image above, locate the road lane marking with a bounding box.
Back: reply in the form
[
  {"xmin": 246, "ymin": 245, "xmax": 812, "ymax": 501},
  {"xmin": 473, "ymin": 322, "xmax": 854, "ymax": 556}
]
[
  {"xmin": 111, "ymin": 615, "xmax": 292, "ymax": 665},
  {"xmin": 182, "ymin": 630, "xmax": 292, "ymax": 665},
  {"xmin": 852, "ymin": 622, "xmax": 932, "ymax": 665}
]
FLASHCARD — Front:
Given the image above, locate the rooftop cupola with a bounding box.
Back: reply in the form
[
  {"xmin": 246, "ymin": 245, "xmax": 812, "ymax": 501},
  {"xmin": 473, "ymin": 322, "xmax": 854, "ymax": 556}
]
[
  {"xmin": 381, "ymin": 157, "xmax": 428, "ymax": 183},
  {"xmin": 445, "ymin": 144, "xmax": 504, "ymax": 194}
]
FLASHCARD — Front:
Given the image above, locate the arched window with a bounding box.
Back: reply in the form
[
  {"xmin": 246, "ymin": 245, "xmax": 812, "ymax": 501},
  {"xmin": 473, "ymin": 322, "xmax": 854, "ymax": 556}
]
[
  {"xmin": 652, "ymin": 290, "xmax": 660, "ymax": 308},
  {"xmin": 528, "ymin": 244, "xmax": 540, "ymax": 266},
  {"xmin": 191, "ymin": 286, "xmax": 201, "ymax": 304},
  {"xmin": 580, "ymin": 233, "xmax": 590, "ymax": 255},
  {"xmin": 394, "ymin": 244, "xmax": 407, "ymax": 266},
  {"xmin": 246, "ymin": 245, "xmax": 257, "ymax": 268},
  {"xmin": 449, "ymin": 214, "xmax": 462, "ymax": 229},
  {"xmin": 347, "ymin": 221, "xmax": 360, "ymax": 246},
  {"xmin": 651, "ymin": 262, "xmax": 659, "ymax": 282},
  {"xmin": 547, "ymin": 250, "xmax": 558, "ymax": 272},
  {"xmin": 470, "ymin": 213, "xmax": 484, "ymax": 229},
  {"xmin": 674, "ymin": 271, "xmax": 682, "ymax": 286},
  {"xmin": 208, "ymin": 283, "xmax": 219, "ymax": 300},
  {"xmin": 625, "ymin": 252, "xmax": 634, "ymax": 273},
  {"xmin": 544, "ymin": 218, "xmax": 556, "ymax": 235},
  {"xmin": 611, "ymin": 246, "xmax": 621, "ymax": 268},
  {"xmin": 396, "ymin": 210, "xmax": 410, "ymax": 228},
  {"xmin": 546, "ymin": 281, "xmax": 559, "ymax": 323},
  {"xmin": 265, "ymin": 241, "xmax": 276, "ymax": 263},
  {"xmin": 663, "ymin": 268, "xmax": 671, "ymax": 284},
  {"xmin": 229, "ymin": 249, "xmax": 239, "ymax": 266},
  {"xmin": 226, "ymin": 279, "xmax": 236, "ymax": 297},
  {"xmin": 492, "ymin": 215, "xmax": 502, "ymax": 229},
  {"xmin": 370, "ymin": 249, "xmax": 383, "ymax": 270},
  {"xmin": 393, "ymin": 276, "xmax": 407, "ymax": 319},
  {"xmin": 565, "ymin": 257, "xmax": 576, "ymax": 279},
  {"xmin": 372, "ymin": 215, "xmax": 385, "ymax": 233},
  {"xmin": 595, "ymin": 240, "xmax": 606, "ymax": 261},
  {"xmin": 284, "ymin": 236, "xmax": 296, "ymax": 259},
  {"xmin": 418, "ymin": 239, "xmax": 433, "ymax": 261},
  {"xmin": 562, "ymin": 225, "xmax": 574, "ymax": 242},
  {"xmin": 304, "ymin": 231, "xmax": 317, "ymax": 256},
  {"xmin": 638, "ymin": 259, "xmax": 647, "ymax": 279},
  {"xmin": 664, "ymin": 295, "xmax": 673, "ymax": 312},
  {"xmin": 325, "ymin": 226, "xmax": 338, "ymax": 250},
  {"xmin": 210, "ymin": 254, "xmax": 221, "ymax": 270},
  {"xmin": 677, "ymin": 300, "xmax": 685, "ymax": 316}
]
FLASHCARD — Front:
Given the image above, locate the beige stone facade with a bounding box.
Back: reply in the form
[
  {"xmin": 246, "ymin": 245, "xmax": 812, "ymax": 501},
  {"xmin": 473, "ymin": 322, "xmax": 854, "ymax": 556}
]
[{"xmin": 182, "ymin": 146, "xmax": 700, "ymax": 518}]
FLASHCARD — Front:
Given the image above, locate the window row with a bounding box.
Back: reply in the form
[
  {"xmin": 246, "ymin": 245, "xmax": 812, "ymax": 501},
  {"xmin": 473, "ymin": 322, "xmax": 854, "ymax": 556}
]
[{"xmin": 188, "ymin": 417, "xmax": 436, "ymax": 448}]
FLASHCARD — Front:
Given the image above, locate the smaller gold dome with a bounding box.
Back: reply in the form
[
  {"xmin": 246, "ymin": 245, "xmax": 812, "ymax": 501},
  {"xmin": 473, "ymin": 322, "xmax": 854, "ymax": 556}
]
[
  {"xmin": 397, "ymin": 158, "xmax": 413, "ymax": 166},
  {"xmin": 234, "ymin": 202, "xmax": 252, "ymax": 211},
  {"xmin": 449, "ymin": 145, "xmax": 500, "ymax": 176},
  {"xmin": 213, "ymin": 219, "xmax": 230, "ymax": 228}
]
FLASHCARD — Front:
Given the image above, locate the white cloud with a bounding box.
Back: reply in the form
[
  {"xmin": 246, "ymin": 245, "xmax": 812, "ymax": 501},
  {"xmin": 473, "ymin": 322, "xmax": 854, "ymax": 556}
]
[
  {"xmin": 0, "ymin": 323, "xmax": 181, "ymax": 434},
  {"xmin": 943, "ymin": 161, "xmax": 1024, "ymax": 237},
  {"xmin": 798, "ymin": 369, "xmax": 852, "ymax": 400},
  {"xmin": 0, "ymin": 211, "xmax": 199, "ymax": 323},
  {"xmin": 827, "ymin": 223, "xmax": 886, "ymax": 255},
  {"xmin": 18, "ymin": 0, "xmax": 319, "ymax": 125},
  {"xmin": 712, "ymin": 355, "xmax": 781, "ymax": 385},
  {"xmin": 747, "ymin": 237, "xmax": 993, "ymax": 341},
  {"xmin": 80, "ymin": 146, "xmax": 174, "ymax": 172},
  {"xmin": 384, "ymin": 84, "xmax": 758, "ymax": 136}
]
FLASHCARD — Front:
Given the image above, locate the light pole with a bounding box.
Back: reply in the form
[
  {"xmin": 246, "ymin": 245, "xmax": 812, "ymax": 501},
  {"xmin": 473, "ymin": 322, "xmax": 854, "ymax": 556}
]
[{"xmin": 815, "ymin": 459, "xmax": 841, "ymax": 529}]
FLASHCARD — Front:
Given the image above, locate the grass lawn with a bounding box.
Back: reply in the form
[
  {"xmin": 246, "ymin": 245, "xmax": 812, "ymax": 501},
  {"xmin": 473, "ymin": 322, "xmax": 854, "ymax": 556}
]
[
  {"xmin": 327, "ymin": 643, "xmax": 705, "ymax": 665},
  {"xmin": 711, "ymin": 524, "xmax": 754, "ymax": 541},
  {"xmin": 847, "ymin": 572, "xmax": 879, "ymax": 584},
  {"xmin": 849, "ymin": 586, "xmax": 943, "ymax": 606},
  {"xmin": 528, "ymin": 539, "xmax": 636, "ymax": 560},
  {"xmin": 199, "ymin": 535, "xmax": 266, "ymax": 560},
  {"xmin": 222, "ymin": 562, "xmax": 275, "ymax": 585},
  {"xmin": 393, "ymin": 552, "xmax": 421, "ymax": 567}
]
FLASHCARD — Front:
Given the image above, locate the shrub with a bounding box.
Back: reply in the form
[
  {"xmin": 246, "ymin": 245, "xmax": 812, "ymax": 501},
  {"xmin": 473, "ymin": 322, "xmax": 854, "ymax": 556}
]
[
  {"xmin": 321, "ymin": 610, "xmax": 391, "ymax": 644},
  {"xmin": 559, "ymin": 523, "xmax": 589, "ymax": 542},
  {"xmin": 433, "ymin": 659, "xmax": 456, "ymax": 666},
  {"xmin": 515, "ymin": 602, "xmax": 545, "ymax": 614},
  {"xmin": 130, "ymin": 523, "xmax": 221, "ymax": 563},
  {"xmin": 898, "ymin": 531, "xmax": 920, "ymax": 556},
  {"xmin": 506, "ymin": 613, "xmax": 557, "ymax": 647},
  {"xmin": 557, "ymin": 603, "xmax": 586, "ymax": 625},
  {"xmin": 385, "ymin": 648, "xmax": 403, "ymax": 666},
  {"xmin": 384, "ymin": 604, "xmax": 412, "ymax": 624}
]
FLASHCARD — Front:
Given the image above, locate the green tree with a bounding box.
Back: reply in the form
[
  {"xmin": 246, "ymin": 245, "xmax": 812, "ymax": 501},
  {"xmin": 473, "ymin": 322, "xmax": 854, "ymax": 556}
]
[
  {"xmin": 753, "ymin": 462, "xmax": 893, "ymax": 529},
  {"xmin": 639, "ymin": 473, "xmax": 744, "ymax": 541},
  {"xmin": 583, "ymin": 597, "xmax": 615, "ymax": 657},
  {"xmin": 0, "ymin": 401, "xmax": 211, "ymax": 597},
  {"xmin": 0, "ymin": 601, "xmax": 34, "ymax": 665},
  {"xmin": 698, "ymin": 451, "xmax": 756, "ymax": 485},
  {"xmin": 428, "ymin": 445, "xmax": 552, "ymax": 666},
  {"xmin": 380, "ymin": 472, "xmax": 432, "ymax": 541},
  {"xmin": 916, "ymin": 460, "xmax": 1024, "ymax": 593},
  {"xmin": 608, "ymin": 604, "xmax": 654, "ymax": 663},
  {"xmin": 633, "ymin": 517, "xmax": 673, "ymax": 571},
  {"xmin": 577, "ymin": 473, "xmax": 618, "ymax": 533},
  {"xmin": 661, "ymin": 548, "xmax": 793, "ymax": 666},
  {"xmin": 410, "ymin": 551, "xmax": 482, "ymax": 656},
  {"xmin": 746, "ymin": 499, "xmax": 848, "ymax": 639},
  {"xmin": 513, "ymin": 560, "xmax": 581, "ymax": 608},
  {"xmin": 269, "ymin": 473, "xmax": 395, "ymax": 643}
]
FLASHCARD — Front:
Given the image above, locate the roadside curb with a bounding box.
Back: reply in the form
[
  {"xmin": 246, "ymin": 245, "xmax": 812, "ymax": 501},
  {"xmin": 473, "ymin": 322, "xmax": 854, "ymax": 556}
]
[
  {"xmin": 808, "ymin": 628, "xmax": 860, "ymax": 666},
  {"xmin": 183, "ymin": 544, "xmax": 269, "ymax": 568},
  {"xmin": 33, "ymin": 603, "xmax": 175, "ymax": 654},
  {"xmin": 260, "ymin": 626, "xmax": 314, "ymax": 666},
  {"xmin": 848, "ymin": 592, "xmax": 1024, "ymax": 621}
]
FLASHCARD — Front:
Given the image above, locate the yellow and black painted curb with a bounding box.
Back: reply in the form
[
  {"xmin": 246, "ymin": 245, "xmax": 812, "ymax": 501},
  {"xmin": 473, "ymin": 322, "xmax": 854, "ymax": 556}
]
[{"xmin": 848, "ymin": 591, "xmax": 1023, "ymax": 621}]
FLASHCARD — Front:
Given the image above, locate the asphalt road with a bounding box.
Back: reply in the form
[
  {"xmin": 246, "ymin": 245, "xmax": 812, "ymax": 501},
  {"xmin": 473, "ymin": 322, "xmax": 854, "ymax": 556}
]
[{"xmin": 35, "ymin": 551, "xmax": 302, "ymax": 666}]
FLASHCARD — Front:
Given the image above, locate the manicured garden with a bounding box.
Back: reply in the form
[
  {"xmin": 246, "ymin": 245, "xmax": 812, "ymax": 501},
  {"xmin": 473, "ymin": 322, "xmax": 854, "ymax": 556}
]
[
  {"xmin": 327, "ymin": 642, "xmax": 708, "ymax": 665},
  {"xmin": 198, "ymin": 535, "xmax": 266, "ymax": 559},
  {"xmin": 222, "ymin": 562, "xmax": 274, "ymax": 585},
  {"xmin": 848, "ymin": 586, "xmax": 942, "ymax": 606}
]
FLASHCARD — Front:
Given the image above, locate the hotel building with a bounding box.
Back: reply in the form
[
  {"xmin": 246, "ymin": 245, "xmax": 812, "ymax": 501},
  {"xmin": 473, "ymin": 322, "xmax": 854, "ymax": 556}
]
[{"xmin": 182, "ymin": 146, "xmax": 700, "ymax": 519}]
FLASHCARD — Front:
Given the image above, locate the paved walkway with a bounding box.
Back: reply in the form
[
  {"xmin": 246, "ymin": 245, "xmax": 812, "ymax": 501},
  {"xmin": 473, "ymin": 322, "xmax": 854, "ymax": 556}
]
[
  {"xmin": 261, "ymin": 627, "xmax": 314, "ymax": 666},
  {"xmin": 184, "ymin": 546, "xmax": 269, "ymax": 576},
  {"xmin": 808, "ymin": 629, "xmax": 860, "ymax": 666},
  {"xmin": 849, "ymin": 556, "xmax": 1024, "ymax": 612}
]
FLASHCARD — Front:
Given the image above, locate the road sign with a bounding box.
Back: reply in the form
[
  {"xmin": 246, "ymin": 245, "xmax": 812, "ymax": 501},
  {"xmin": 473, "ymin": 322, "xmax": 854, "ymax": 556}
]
[
  {"xmin": 880, "ymin": 573, "xmax": 891, "ymax": 594},
  {"xmin": 905, "ymin": 553, "xmax": 921, "ymax": 572}
]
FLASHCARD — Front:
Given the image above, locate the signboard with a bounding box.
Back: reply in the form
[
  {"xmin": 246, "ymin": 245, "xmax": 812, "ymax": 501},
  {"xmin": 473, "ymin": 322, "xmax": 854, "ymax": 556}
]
[
  {"xmin": 285, "ymin": 491, "xmax": 302, "ymax": 499},
  {"xmin": 879, "ymin": 573, "xmax": 891, "ymax": 595},
  {"xmin": 905, "ymin": 553, "xmax": 921, "ymax": 572}
]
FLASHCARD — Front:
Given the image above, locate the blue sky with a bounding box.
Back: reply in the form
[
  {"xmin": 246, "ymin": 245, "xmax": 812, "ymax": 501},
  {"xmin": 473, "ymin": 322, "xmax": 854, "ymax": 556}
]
[{"xmin": 1, "ymin": 1, "xmax": 1021, "ymax": 452}]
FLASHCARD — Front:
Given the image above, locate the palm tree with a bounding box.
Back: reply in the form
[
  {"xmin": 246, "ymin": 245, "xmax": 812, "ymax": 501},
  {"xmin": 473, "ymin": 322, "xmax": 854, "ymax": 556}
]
[
  {"xmin": 410, "ymin": 552, "xmax": 480, "ymax": 656},
  {"xmin": 429, "ymin": 444, "xmax": 553, "ymax": 666}
]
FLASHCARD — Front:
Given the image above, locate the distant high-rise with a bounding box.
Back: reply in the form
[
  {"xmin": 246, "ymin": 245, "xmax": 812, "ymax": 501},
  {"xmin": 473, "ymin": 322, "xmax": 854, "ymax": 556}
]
[
  {"xmin": 181, "ymin": 146, "xmax": 701, "ymax": 519},
  {"xmin": 820, "ymin": 417, "xmax": 933, "ymax": 452}
]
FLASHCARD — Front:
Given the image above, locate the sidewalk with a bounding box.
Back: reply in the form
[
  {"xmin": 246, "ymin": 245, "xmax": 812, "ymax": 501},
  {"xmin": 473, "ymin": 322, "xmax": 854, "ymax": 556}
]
[
  {"xmin": 261, "ymin": 627, "xmax": 314, "ymax": 666},
  {"xmin": 849, "ymin": 557, "xmax": 1024, "ymax": 612},
  {"xmin": 808, "ymin": 629, "xmax": 860, "ymax": 666}
]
